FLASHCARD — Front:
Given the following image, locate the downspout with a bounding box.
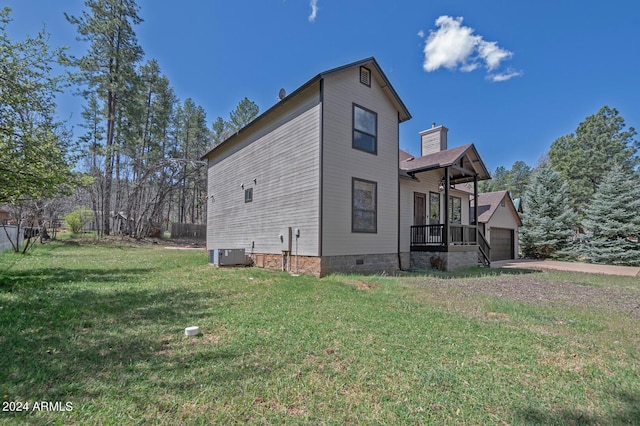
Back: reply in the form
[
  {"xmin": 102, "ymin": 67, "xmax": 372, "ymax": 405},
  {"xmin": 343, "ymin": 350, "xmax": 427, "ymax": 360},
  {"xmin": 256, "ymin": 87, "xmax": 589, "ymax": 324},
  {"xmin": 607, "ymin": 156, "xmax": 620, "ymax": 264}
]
[
  {"xmin": 397, "ymin": 112, "xmax": 402, "ymax": 271},
  {"xmin": 318, "ymin": 79, "xmax": 324, "ymax": 261}
]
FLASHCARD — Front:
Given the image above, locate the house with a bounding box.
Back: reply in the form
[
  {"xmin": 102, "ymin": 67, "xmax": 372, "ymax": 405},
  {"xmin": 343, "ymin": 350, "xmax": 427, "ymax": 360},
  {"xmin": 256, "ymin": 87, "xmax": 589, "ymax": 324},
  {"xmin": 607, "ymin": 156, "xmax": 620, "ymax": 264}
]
[
  {"xmin": 201, "ymin": 57, "xmax": 492, "ymax": 276},
  {"xmin": 400, "ymin": 127, "xmax": 491, "ymax": 270},
  {"xmin": 513, "ymin": 197, "xmax": 523, "ymax": 214},
  {"xmin": 471, "ymin": 190, "xmax": 522, "ymax": 261},
  {"xmin": 0, "ymin": 206, "xmax": 11, "ymax": 225}
]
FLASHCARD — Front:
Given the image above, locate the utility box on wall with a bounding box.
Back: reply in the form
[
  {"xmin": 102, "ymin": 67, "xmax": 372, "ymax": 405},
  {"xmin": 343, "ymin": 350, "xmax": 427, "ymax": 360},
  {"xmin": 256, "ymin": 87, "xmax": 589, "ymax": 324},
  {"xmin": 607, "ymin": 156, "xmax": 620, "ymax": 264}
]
[
  {"xmin": 209, "ymin": 249, "xmax": 246, "ymax": 266},
  {"xmin": 279, "ymin": 227, "xmax": 292, "ymax": 252}
]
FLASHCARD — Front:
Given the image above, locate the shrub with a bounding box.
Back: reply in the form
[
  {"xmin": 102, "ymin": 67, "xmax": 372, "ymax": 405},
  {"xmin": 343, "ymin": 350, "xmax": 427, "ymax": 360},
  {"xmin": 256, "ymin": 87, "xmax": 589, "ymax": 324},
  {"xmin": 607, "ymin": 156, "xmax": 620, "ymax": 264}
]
[{"xmin": 64, "ymin": 207, "xmax": 93, "ymax": 234}]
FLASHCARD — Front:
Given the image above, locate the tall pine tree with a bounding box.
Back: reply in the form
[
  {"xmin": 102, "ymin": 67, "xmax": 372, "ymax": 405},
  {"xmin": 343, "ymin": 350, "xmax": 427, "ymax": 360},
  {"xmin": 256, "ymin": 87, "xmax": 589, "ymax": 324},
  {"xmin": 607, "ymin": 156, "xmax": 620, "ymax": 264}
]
[
  {"xmin": 581, "ymin": 164, "xmax": 640, "ymax": 265},
  {"xmin": 520, "ymin": 164, "xmax": 577, "ymax": 259},
  {"xmin": 66, "ymin": 0, "xmax": 143, "ymax": 235},
  {"xmin": 548, "ymin": 106, "xmax": 639, "ymax": 218}
]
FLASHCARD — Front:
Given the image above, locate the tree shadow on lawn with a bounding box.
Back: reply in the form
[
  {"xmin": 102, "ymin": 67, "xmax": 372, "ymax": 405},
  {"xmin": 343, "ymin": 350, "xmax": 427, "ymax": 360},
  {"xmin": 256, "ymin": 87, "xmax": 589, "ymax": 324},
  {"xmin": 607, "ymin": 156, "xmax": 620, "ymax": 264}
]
[
  {"xmin": 516, "ymin": 390, "xmax": 640, "ymax": 425},
  {"xmin": 0, "ymin": 281, "xmax": 263, "ymax": 406},
  {"xmin": 0, "ymin": 267, "xmax": 153, "ymax": 289}
]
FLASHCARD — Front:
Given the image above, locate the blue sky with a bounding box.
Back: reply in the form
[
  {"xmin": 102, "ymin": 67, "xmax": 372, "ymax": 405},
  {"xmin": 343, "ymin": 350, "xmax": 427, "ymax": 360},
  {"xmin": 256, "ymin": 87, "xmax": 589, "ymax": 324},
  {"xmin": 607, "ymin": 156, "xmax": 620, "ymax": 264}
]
[{"xmin": 5, "ymin": 0, "xmax": 640, "ymax": 171}]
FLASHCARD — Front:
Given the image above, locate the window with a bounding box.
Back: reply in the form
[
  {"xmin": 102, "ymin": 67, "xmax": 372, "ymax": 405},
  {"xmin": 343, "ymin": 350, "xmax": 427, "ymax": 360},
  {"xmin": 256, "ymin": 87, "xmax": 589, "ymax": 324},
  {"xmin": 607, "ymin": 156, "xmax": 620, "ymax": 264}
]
[
  {"xmin": 244, "ymin": 188, "xmax": 253, "ymax": 203},
  {"xmin": 360, "ymin": 66, "xmax": 371, "ymax": 86},
  {"xmin": 429, "ymin": 192, "xmax": 440, "ymax": 224},
  {"xmin": 449, "ymin": 196, "xmax": 461, "ymax": 224},
  {"xmin": 353, "ymin": 104, "xmax": 377, "ymax": 154},
  {"xmin": 352, "ymin": 178, "xmax": 377, "ymax": 233}
]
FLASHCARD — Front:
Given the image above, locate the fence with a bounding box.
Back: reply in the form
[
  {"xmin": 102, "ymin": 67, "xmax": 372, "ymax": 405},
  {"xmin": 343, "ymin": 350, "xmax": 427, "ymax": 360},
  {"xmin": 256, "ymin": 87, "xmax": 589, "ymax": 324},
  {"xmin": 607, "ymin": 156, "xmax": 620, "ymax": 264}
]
[
  {"xmin": 170, "ymin": 223, "xmax": 206, "ymax": 239},
  {"xmin": 0, "ymin": 225, "xmax": 24, "ymax": 253}
]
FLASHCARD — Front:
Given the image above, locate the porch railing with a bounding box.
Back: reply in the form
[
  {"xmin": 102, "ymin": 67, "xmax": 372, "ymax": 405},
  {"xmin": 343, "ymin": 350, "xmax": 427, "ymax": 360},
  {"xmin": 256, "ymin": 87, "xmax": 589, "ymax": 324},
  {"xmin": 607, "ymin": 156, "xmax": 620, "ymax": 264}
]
[
  {"xmin": 478, "ymin": 230, "xmax": 491, "ymax": 266},
  {"xmin": 449, "ymin": 224, "xmax": 477, "ymax": 245},
  {"xmin": 410, "ymin": 224, "xmax": 478, "ymax": 247},
  {"xmin": 411, "ymin": 224, "xmax": 443, "ymax": 245}
]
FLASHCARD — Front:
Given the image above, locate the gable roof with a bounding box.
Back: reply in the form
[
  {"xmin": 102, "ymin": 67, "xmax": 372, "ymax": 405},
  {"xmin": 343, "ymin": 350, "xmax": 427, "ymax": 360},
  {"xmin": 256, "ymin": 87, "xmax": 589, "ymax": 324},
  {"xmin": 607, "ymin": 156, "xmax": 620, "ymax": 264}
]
[
  {"xmin": 399, "ymin": 144, "xmax": 491, "ymax": 184},
  {"xmin": 321, "ymin": 57, "xmax": 412, "ymax": 122},
  {"xmin": 471, "ymin": 190, "xmax": 523, "ymax": 226},
  {"xmin": 201, "ymin": 57, "xmax": 411, "ymax": 160}
]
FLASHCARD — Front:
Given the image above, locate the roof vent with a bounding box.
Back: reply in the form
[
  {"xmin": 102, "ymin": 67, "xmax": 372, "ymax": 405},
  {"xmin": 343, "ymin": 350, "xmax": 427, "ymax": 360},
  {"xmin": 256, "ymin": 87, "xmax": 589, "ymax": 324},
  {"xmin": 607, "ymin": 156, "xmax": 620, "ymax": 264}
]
[{"xmin": 360, "ymin": 66, "xmax": 371, "ymax": 87}]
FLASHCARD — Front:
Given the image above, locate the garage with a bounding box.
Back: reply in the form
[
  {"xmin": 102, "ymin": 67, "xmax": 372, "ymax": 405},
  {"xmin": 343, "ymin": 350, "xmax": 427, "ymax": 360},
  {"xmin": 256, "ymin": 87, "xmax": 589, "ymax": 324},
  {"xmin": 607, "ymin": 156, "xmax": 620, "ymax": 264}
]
[{"xmin": 491, "ymin": 227, "xmax": 514, "ymax": 261}]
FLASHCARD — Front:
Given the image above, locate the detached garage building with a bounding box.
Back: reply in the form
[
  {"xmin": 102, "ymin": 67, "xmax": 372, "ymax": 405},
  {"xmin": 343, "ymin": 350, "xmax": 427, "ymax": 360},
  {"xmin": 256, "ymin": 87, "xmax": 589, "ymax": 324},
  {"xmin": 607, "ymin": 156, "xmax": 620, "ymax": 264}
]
[{"xmin": 472, "ymin": 191, "xmax": 522, "ymax": 261}]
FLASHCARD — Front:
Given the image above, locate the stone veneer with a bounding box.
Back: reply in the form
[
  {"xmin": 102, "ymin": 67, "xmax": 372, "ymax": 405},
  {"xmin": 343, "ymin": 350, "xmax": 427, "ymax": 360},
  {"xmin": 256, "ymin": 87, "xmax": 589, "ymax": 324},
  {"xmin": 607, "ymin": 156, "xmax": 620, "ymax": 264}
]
[
  {"xmin": 410, "ymin": 246, "xmax": 479, "ymax": 271},
  {"xmin": 252, "ymin": 253, "xmax": 322, "ymax": 277},
  {"xmin": 250, "ymin": 252, "xmax": 399, "ymax": 277},
  {"xmin": 248, "ymin": 249, "xmax": 478, "ymax": 276}
]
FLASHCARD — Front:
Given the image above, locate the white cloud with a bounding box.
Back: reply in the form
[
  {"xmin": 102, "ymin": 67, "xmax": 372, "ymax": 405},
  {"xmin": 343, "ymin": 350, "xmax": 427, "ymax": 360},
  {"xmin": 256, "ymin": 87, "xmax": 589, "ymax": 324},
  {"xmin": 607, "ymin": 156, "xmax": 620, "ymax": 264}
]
[
  {"xmin": 477, "ymin": 40, "xmax": 512, "ymax": 71},
  {"xmin": 421, "ymin": 15, "xmax": 521, "ymax": 81},
  {"xmin": 417, "ymin": 30, "xmax": 425, "ymax": 38},
  {"xmin": 308, "ymin": 0, "xmax": 319, "ymax": 22},
  {"xmin": 489, "ymin": 69, "xmax": 523, "ymax": 82},
  {"xmin": 423, "ymin": 16, "xmax": 478, "ymax": 72}
]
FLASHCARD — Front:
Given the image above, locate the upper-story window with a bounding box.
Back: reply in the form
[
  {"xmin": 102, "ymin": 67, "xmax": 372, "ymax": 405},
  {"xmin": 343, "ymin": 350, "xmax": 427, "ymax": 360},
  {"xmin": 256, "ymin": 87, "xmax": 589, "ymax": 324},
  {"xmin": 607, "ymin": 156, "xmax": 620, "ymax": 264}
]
[{"xmin": 353, "ymin": 104, "xmax": 377, "ymax": 155}]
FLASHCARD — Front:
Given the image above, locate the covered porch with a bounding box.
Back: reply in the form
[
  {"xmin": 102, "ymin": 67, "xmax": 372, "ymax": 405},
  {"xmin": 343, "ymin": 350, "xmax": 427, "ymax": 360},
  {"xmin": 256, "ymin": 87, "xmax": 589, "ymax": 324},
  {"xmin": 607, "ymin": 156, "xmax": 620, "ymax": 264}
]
[{"xmin": 400, "ymin": 144, "xmax": 492, "ymax": 267}]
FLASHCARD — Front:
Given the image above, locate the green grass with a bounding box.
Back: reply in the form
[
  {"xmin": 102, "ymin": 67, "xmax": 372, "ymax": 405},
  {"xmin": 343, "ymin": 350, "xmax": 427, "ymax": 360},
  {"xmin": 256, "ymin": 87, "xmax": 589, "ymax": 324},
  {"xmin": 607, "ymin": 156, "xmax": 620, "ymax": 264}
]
[{"xmin": 1, "ymin": 240, "xmax": 638, "ymax": 424}]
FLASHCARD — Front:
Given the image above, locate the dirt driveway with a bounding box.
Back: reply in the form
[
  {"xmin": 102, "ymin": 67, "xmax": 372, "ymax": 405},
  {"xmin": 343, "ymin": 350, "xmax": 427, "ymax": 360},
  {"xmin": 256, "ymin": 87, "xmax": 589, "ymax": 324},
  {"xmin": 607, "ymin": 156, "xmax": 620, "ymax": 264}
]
[
  {"xmin": 410, "ymin": 268, "xmax": 640, "ymax": 319},
  {"xmin": 492, "ymin": 259, "xmax": 640, "ymax": 277}
]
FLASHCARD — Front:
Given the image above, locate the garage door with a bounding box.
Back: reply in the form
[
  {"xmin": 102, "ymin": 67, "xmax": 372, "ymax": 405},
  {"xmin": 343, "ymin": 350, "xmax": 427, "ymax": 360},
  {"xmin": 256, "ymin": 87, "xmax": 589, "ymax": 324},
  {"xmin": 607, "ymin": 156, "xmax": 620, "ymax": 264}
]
[{"xmin": 491, "ymin": 227, "xmax": 514, "ymax": 261}]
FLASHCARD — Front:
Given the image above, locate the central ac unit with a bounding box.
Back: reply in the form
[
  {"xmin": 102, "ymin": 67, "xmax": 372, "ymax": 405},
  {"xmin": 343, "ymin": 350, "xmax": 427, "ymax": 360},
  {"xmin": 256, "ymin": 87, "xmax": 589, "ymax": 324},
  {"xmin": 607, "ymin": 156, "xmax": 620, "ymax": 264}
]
[{"xmin": 209, "ymin": 248, "xmax": 246, "ymax": 266}]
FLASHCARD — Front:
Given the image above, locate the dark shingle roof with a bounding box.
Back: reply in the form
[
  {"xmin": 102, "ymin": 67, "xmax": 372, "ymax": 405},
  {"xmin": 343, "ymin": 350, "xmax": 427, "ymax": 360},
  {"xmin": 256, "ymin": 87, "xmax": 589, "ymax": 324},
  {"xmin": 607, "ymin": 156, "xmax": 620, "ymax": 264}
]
[
  {"xmin": 471, "ymin": 191, "xmax": 523, "ymax": 226},
  {"xmin": 399, "ymin": 144, "xmax": 491, "ymax": 183}
]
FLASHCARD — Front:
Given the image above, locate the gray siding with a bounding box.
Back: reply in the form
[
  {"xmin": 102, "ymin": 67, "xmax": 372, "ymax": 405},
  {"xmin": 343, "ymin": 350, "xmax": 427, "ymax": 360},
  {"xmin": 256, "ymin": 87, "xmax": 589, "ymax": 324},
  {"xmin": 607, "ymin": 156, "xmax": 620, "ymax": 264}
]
[
  {"xmin": 206, "ymin": 85, "xmax": 321, "ymax": 256},
  {"xmin": 321, "ymin": 67, "xmax": 400, "ymax": 256}
]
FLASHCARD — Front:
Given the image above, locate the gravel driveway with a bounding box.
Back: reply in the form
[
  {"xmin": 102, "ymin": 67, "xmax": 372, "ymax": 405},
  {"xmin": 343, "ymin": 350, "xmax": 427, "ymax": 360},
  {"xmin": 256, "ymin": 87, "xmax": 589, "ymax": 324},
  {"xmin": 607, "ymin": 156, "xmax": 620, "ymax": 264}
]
[{"xmin": 410, "ymin": 272, "xmax": 640, "ymax": 319}]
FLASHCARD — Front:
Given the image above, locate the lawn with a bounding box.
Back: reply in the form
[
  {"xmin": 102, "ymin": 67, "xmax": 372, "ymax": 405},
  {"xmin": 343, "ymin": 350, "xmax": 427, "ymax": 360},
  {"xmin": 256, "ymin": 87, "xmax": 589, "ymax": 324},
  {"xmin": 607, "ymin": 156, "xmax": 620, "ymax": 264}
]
[{"xmin": 1, "ymin": 238, "xmax": 638, "ymax": 424}]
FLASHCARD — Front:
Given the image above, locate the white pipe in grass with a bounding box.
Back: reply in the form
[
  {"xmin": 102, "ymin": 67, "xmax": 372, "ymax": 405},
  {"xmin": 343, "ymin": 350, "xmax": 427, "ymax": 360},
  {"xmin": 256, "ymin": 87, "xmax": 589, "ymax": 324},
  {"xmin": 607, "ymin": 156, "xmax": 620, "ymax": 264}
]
[{"xmin": 184, "ymin": 326, "xmax": 200, "ymax": 336}]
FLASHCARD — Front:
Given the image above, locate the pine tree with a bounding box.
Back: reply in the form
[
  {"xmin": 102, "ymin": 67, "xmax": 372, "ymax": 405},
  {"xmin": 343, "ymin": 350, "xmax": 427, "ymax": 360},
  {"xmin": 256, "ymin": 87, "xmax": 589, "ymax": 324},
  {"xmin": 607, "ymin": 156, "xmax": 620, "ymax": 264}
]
[
  {"xmin": 228, "ymin": 97, "xmax": 259, "ymax": 133},
  {"xmin": 479, "ymin": 161, "xmax": 532, "ymax": 200},
  {"xmin": 520, "ymin": 164, "xmax": 577, "ymax": 258},
  {"xmin": 66, "ymin": 0, "xmax": 144, "ymax": 234},
  {"xmin": 581, "ymin": 164, "xmax": 640, "ymax": 265},
  {"xmin": 548, "ymin": 106, "xmax": 639, "ymax": 218}
]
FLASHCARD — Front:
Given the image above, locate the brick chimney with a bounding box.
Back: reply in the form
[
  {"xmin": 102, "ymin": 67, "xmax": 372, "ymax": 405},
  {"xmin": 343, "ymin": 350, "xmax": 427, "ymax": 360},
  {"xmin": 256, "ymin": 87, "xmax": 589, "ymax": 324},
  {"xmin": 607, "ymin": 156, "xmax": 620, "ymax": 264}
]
[{"xmin": 420, "ymin": 123, "xmax": 448, "ymax": 156}]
